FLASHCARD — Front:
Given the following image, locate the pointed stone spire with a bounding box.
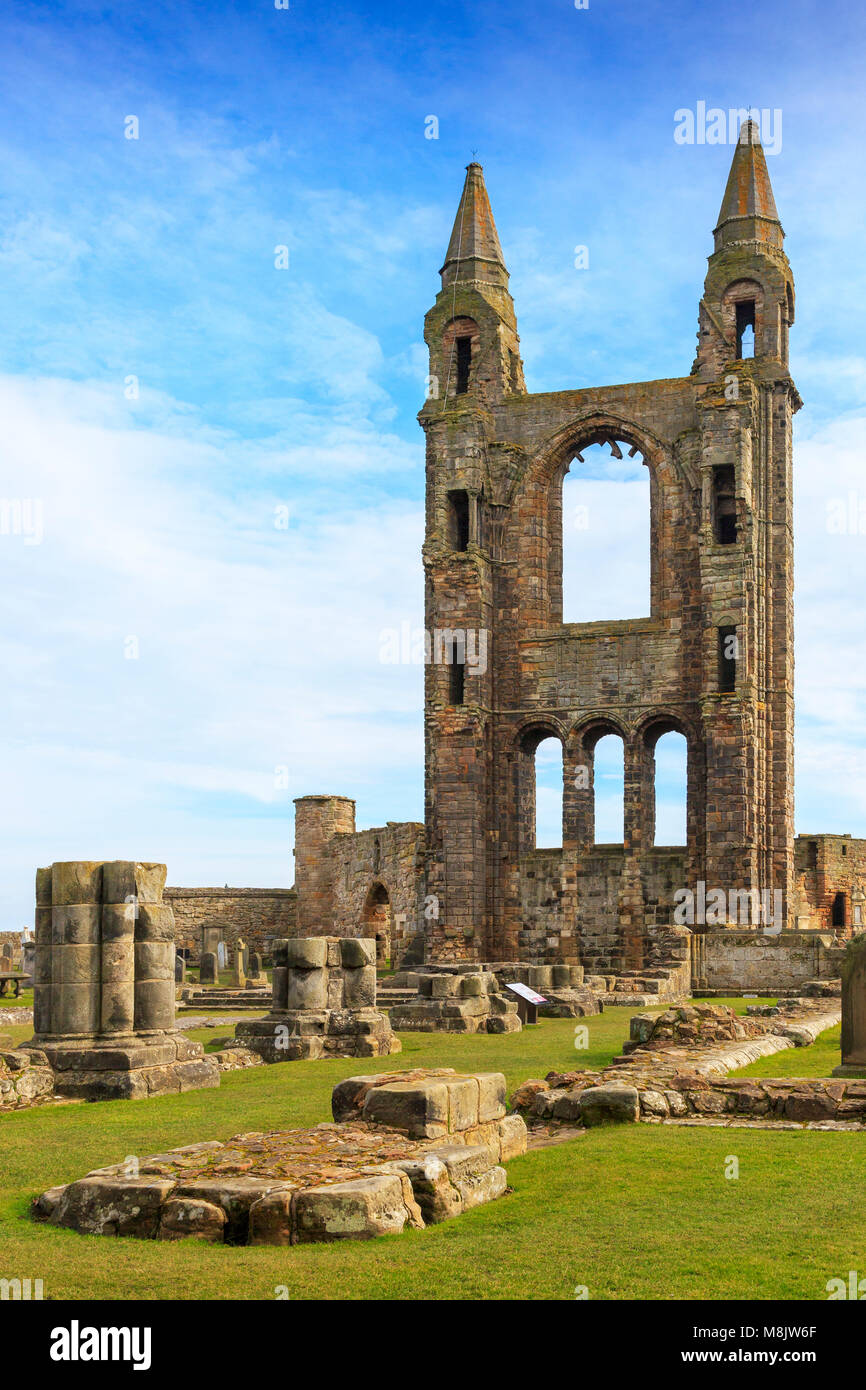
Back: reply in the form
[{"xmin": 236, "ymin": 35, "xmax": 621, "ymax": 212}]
[
  {"xmin": 440, "ymin": 163, "xmax": 509, "ymax": 289},
  {"xmin": 714, "ymin": 119, "xmax": 783, "ymax": 251}
]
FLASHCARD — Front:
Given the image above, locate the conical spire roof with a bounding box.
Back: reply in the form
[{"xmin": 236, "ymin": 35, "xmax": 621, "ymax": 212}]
[
  {"xmin": 440, "ymin": 163, "xmax": 509, "ymax": 287},
  {"xmin": 714, "ymin": 119, "xmax": 782, "ymax": 249}
]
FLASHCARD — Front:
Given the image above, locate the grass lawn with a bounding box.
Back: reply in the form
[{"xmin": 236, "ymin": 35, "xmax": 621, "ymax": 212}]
[
  {"xmin": 730, "ymin": 1022, "xmax": 858, "ymax": 1079},
  {"xmin": 2, "ymin": 1003, "xmax": 865, "ymax": 1300},
  {"xmin": 0, "ymin": 985, "xmax": 33, "ymax": 1011}
]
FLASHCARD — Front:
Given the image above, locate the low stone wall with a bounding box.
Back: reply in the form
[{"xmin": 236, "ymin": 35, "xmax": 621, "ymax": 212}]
[
  {"xmin": 33, "ymin": 1069, "xmax": 527, "ymax": 1245},
  {"xmin": 0, "ymin": 1048, "xmax": 55, "ymax": 1111},
  {"xmin": 695, "ymin": 930, "xmax": 844, "ymax": 993},
  {"xmin": 510, "ymin": 1001, "xmax": 846, "ymax": 1129},
  {"xmin": 165, "ymin": 888, "xmax": 297, "ymax": 961}
]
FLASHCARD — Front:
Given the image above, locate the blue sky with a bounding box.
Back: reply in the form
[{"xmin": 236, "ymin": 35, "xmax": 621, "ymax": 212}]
[{"xmin": 1, "ymin": 0, "xmax": 865, "ymax": 925}]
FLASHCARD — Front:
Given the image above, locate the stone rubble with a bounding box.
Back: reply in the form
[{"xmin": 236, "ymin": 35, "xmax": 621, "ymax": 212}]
[{"xmin": 509, "ymin": 1001, "xmax": 852, "ymax": 1128}]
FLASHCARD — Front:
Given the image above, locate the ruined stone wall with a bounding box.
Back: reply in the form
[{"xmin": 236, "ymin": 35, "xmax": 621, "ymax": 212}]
[
  {"xmin": 794, "ymin": 834, "xmax": 866, "ymax": 934},
  {"xmin": 420, "ymin": 150, "xmax": 798, "ymax": 968},
  {"xmin": 293, "ymin": 796, "xmax": 424, "ymax": 963},
  {"xmin": 517, "ymin": 846, "xmax": 688, "ymax": 967},
  {"xmin": 164, "ymin": 888, "xmax": 297, "ymax": 961},
  {"xmin": 699, "ymin": 930, "xmax": 844, "ymax": 993}
]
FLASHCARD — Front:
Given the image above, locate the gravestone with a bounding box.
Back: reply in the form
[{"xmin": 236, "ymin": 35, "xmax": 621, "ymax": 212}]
[
  {"xmin": 234, "ymin": 938, "xmax": 247, "ymax": 988},
  {"xmin": 833, "ymin": 933, "xmax": 866, "ymax": 1075},
  {"xmin": 200, "ymin": 951, "xmax": 219, "ymax": 986},
  {"xmin": 246, "ymin": 951, "xmax": 267, "ymax": 986},
  {"xmin": 175, "ymin": 954, "xmax": 186, "ymax": 984},
  {"xmin": 22, "ymin": 940, "xmax": 35, "ymax": 982},
  {"xmin": 202, "ymin": 926, "xmax": 221, "ymax": 960},
  {"xmin": 217, "ymin": 941, "xmax": 227, "ymax": 971},
  {"xmin": 23, "ymin": 860, "xmax": 220, "ymax": 1099}
]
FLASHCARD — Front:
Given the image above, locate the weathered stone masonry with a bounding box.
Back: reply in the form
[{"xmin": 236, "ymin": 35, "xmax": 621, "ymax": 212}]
[
  {"xmin": 165, "ymin": 887, "xmax": 297, "ymax": 962},
  {"xmin": 283, "ymin": 129, "xmax": 861, "ymax": 986},
  {"xmin": 420, "ymin": 125, "xmax": 797, "ymax": 967}
]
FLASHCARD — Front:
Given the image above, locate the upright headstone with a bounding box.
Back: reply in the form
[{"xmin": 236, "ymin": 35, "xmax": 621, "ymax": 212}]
[
  {"xmin": 22, "ymin": 940, "xmax": 36, "ymax": 983},
  {"xmin": 234, "ymin": 938, "xmax": 247, "ymax": 988},
  {"xmin": 247, "ymin": 951, "xmax": 266, "ymax": 985},
  {"xmin": 174, "ymin": 954, "xmax": 186, "ymax": 984},
  {"xmin": 217, "ymin": 940, "xmax": 227, "ymax": 971},
  {"xmin": 833, "ymin": 933, "xmax": 866, "ymax": 1075},
  {"xmin": 200, "ymin": 951, "xmax": 219, "ymax": 986}
]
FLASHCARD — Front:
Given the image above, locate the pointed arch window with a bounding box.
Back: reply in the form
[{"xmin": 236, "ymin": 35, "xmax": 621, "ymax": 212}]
[{"xmin": 562, "ymin": 439, "xmax": 650, "ymax": 622}]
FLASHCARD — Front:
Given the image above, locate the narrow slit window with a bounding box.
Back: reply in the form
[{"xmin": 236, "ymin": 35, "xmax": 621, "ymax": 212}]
[
  {"xmin": 446, "ymin": 490, "xmax": 470, "ymax": 551},
  {"xmin": 455, "ymin": 336, "xmax": 472, "ymax": 394},
  {"xmin": 718, "ymin": 625, "xmax": 738, "ymax": 693},
  {"xmin": 735, "ymin": 300, "xmax": 756, "ymax": 359},
  {"xmin": 448, "ymin": 641, "xmax": 465, "ymax": 705},
  {"xmin": 713, "ymin": 465, "xmax": 737, "ymax": 544}
]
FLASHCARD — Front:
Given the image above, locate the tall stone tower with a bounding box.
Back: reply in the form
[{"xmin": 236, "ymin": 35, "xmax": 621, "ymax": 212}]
[{"xmin": 420, "ymin": 124, "xmax": 798, "ymax": 967}]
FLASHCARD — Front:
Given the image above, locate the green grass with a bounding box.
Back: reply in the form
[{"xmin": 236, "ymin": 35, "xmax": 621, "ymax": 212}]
[
  {"xmin": 730, "ymin": 1023, "xmax": 851, "ymax": 1079},
  {"xmin": 0, "ymin": 985, "xmax": 33, "ymax": 1010},
  {"xmin": 2, "ymin": 1005, "xmax": 865, "ymax": 1300}
]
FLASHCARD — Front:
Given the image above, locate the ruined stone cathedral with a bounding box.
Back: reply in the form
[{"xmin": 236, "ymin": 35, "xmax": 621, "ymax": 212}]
[{"xmin": 235, "ymin": 123, "xmax": 865, "ymax": 995}]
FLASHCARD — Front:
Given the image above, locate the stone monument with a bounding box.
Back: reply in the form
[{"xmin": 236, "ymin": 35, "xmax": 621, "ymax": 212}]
[
  {"xmin": 235, "ymin": 936, "xmax": 399, "ymax": 1061},
  {"xmin": 234, "ymin": 937, "xmax": 247, "ymax": 988},
  {"xmin": 833, "ymin": 933, "xmax": 866, "ymax": 1076},
  {"xmin": 199, "ymin": 951, "xmax": 219, "ymax": 985},
  {"xmin": 25, "ymin": 860, "xmax": 220, "ymax": 1099}
]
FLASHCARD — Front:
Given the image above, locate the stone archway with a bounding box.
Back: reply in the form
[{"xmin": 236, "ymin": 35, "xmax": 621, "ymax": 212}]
[{"xmin": 362, "ymin": 882, "xmax": 392, "ymax": 966}]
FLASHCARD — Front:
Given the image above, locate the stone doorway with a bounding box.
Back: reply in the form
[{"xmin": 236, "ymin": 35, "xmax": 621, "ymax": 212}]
[{"xmin": 362, "ymin": 883, "xmax": 392, "ymax": 966}]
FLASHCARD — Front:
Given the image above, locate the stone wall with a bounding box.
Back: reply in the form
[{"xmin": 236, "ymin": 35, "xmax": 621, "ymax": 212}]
[
  {"xmin": 794, "ymin": 834, "xmax": 866, "ymax": 934},
  {"xmin": 420, "ymin": 143, "xmax": 798, "ymax": 965},
  {"xmin": 165, "ymin": 887, "xmax": 297, "ymax": 962},
  {"xmin": 696, "ymin": 929, "xmax": 844, "ymax": 993},
  {"xmin": 294, "ymin": 797, "xmax": 425, "ymax": 964}
]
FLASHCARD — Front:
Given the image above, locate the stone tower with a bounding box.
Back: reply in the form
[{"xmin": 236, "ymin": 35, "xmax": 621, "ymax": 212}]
[{"xmin": 420, "ymin": 123, "xmax": 798, "ymax": 967}]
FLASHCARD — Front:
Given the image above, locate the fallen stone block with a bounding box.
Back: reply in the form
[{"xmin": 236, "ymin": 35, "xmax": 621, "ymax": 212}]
[
  {"xmin": 295, "ymin": 1174, "xmax": 416, "ymax": 1243},
  {"xmin": 579, "ymin": 1085, "xmax": 640, "ymax": 1126}
]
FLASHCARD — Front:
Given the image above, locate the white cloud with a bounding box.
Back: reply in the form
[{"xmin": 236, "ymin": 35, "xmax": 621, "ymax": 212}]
[{"xmin": 0, "ymin": 371, "xmax": 425, "ymax": 924}]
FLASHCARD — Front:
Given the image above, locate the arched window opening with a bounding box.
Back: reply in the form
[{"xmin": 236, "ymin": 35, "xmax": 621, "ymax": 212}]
[
  {"xmin": 653, "ymin": 730, "xmax": 688, "ymax": 846},
  {"xmin": 448, "ymin": 638, "xmax": 465, "ymax": 705},
  {"xmin": 362, "ymin": 882, "xmax": 391, "ymax": 965},
  {"xmin": 832, "ymin": 892, "xmax": 847, "ymax": 929},
  {"xmin": 562, "ymin": 440, "xmax": 650, "ymax": 622},
  {"xmin": 713, "ymin": 465, "xmax": 737, "ymax": 544},
  {"xmin": 446, "ymin": 490, "xmax": 470, "ymax": 551},
  {"xmin": 718, "ymin": 625, "xmax": 738, "ymax": 693},
  {"xmin": 534, "ymin": 735, "xmax": 563, "ymax": 849},
  {"xmin": 442, "ymin": 316, "xmax": 479, "ymax": 399},
  {"xmin": 736, "ymin": 300, "xmax": 756, "ymax": 359},
  {"xmin": 593, "ymin": 733, "xmax": 624, "ymax": 843},
  {"xmin": 455, "ymin": 337, "xmax": 472, "ymax": 394}
]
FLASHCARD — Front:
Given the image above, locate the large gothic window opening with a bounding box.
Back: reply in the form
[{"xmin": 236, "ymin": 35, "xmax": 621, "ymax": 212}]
[
  {"xmin": 534, "ymin": 736, "xmax": 564, "ymax": 848},
  {"xmin": 562, "ymin": 440, "xmax": 650, "ymax": 622},
  {"xmin": 653, "ymin": 730, "xmax": 688, "ymax": 846},
  {"xmin": 593, "ymin": 733, "xmax": 624, "ymax": 843}
]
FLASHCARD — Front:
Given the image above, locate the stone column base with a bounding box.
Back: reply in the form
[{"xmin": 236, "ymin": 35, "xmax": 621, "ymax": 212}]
[
  {"xmin": 21, "ymin": 1032, "xmax": 220, "ymax": 1100},
  {"xmin": 235, "ymin": 1008, "xmax": 400, "ymax": 1062}
]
